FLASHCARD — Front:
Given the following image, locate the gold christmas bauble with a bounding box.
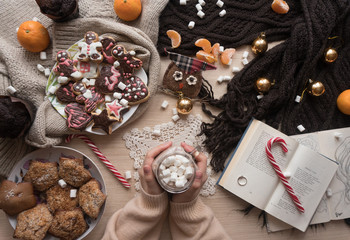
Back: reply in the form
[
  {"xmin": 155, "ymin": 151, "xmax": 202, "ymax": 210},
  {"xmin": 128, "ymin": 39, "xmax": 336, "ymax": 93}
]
[
  {"xmin": 252, "ymin": 32, "xmax": 268, "ymax": 55},
  {"xmin": 307, "ymin": 81, "xmax": 325, "ymax": 96},
  {"xmin": 324, "ymin": 48, "xmax": 338, "ymax": 63},
  {"xmin": 176, "ymin": 97, "xmax": 193, "ymax": 114},
  {"xmin": 255, "ymin": 78, "xmax": 272, "ymax": 94}
]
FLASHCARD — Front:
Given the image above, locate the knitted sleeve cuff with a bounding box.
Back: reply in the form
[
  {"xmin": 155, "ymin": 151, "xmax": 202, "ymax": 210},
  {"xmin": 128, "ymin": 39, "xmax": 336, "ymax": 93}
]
[
  {"xmin": 139, "ymin": 184, "xmax": 169, "ymax": 210},
  {"xmin": 170, "ymin": 197, "xmax": 210, "ymax": 222}
]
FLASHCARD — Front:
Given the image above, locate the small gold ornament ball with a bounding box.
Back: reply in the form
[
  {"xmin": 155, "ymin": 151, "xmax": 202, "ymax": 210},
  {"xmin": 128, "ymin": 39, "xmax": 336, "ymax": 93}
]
[
  {"xmin": 324, "ymin": 48, "xmax": 338, "ymax": 63},
  {"xmin": 307, "ymin": 81, "xmax": 325, "ymax": 96},
  {"xmin": 176, "ymin": 97, "xmax": 193, "ymax": 114},
  {"xmin": 252, "ymin": 33, "xmax": 268, "ymax": 55},
  {"xmin": 255, "ymin": 78, "xmax": 272, "ymax": 94}
]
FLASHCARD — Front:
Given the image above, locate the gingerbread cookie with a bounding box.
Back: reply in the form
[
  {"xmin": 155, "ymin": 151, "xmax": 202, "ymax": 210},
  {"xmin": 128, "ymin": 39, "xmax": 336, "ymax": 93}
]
[
  {"xmin": 77, "ymin": 31, "xmax": 103, "ymax": 63},
  {"xmin": 101, "ymin": 36, "xmax": 117, "ymax": 64},
  {"xmin": 55, "ymin": 81, "xmax": 76, "ymax": 103},
  {"xmin": 64, "ymin": 102, "xmax": 93, "ymax": 131},
  {"xmin": 121, "ymin": 76, "xmax": 149, "ymax": 105},
  {"xmin": 0, "ymin": 180, "xmax": 36, "ymax": 216},
  {"xmin": 53, "ymin": 50, "xmax": 82, "ymax": 84},
  {"xmin": 91, "ymin": 109, "xmax": 119, "ymax": 135},
  {"xmin": 95, "ymin": 65, "xmax": 123, "ymax": 94},
  {"xmin": 105, "ymin": 99, "xmax": 129, "ymax": 121},
  {"xmin": 111, "ymin": 45, "xmax": 142, "ymax": 77},
  {"xmin": 76, "ymin": 87, "xmax": 104, "ymax": 113}
]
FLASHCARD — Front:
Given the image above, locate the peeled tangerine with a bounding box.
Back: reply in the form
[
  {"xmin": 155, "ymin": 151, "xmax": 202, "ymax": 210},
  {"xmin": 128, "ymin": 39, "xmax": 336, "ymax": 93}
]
[
  {"xmin": 195, "ymin": 38, "xmax": 212, "ymax": 53},
  {"xmin": 271, "ymin": 0, "xmax": 290, "ymax": 14},
  {"xmin": 196, "ymin": 50, "xmax": 216, "ymax": 64},
  {"xmin": 220, "ymin": 48, "xmax": 236, "ymax": 65},
  {"xmin": 166, "ymin": 30, "xmax": 181, "ymax": 48},
  {"xmin": 337, "ymin": 89, "xmax": 350, "ymax": 115}
]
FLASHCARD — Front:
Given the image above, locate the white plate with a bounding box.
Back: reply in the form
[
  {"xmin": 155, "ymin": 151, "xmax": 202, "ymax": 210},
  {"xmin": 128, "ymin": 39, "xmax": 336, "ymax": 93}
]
[
  {"xmin": 46, "ymin": 38, "xmax": 148, "ymax": 135},
  {"xmin": 7, "ymin": 146, "xmax": 107, "ymax": 240}
]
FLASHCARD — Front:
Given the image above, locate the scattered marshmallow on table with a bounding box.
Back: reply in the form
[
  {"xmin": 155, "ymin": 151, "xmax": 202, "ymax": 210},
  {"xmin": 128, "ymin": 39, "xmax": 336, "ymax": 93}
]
[
  {"xmin": 216, "ymin": 0, "xmax": 224, "ymax": 8},
  {"xmin": 188, "ymin": 21, "xmax": 195, "ymax": 29},
  {"xmin": 152, "ymin": 128, "xmax": 161, "ymax": 136},
  {"xmin": 334, "ymin": 132, "xmax": 343, "ymax": 139},
  {"xmin": 44, "ymin": 68, "xmax": 51, "ymax": 77},
  {"xmin": 172, "ymin": 114, "xmax": 180, "ymax": 122},
  {"xmin": 179, "ymin": 0, "xmax": 187, "ymax": 5},
  {"xmin": 242, "ymin": 58, "xmax": 249, "ymax": 65},
  {"xmin": 219, "ymin": 9, "xmax": 226, "ymax": 17},
  {"xmin": 172, "ymin": 108, "xmax": 178, "ymax": 115},
  {"xmin": 195, "ymin": 3, "xmax": 202, "ymax": 11},
  {"xmin": 161, "ymin": 100, "xmax": 169, "ymax": 109},
  {"xmin": 125, "ymin": 171, "xmax": 132, "ymax": 180},
  {"xmin": 198, "ymin": 0, "xmax": 206, "ymax": 6},
  {"xmin": 297, "ymin": 124, "xmax": 305, "ymax": 132},
  {"xmin": 40, "ymin": 51, "xmax": 47, "ymax": 60},
  {"xmin": 232, "ymin": 66, "xmax": 240, "ymax": 73},
  {"xmin": 197, "ymin": 10, "xmax": 205, "ymax": 19},
  {"xmin": 242, "ymin": 51, "xmax": 249, "ymax": 58},
  {"xmin": 295, "ymin": 95, "xmax": 301, "ymax": 103}
]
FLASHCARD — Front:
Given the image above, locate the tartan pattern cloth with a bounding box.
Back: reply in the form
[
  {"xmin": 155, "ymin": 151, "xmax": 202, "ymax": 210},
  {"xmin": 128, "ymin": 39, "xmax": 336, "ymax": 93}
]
[{"xmin": 165, "ymin": 50, "xmax": 216, "ymax": 74}]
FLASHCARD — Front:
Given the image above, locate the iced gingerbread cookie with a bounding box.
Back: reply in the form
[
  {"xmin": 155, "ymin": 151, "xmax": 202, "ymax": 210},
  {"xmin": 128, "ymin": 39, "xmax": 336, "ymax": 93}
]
[
  {"xmin": 95, "ymin": 65, "xmax": 123, "ymax": 94},
  {"xmin": 121, "ymin": 76, "xmax": 149, "ymax": 105},
  {"xmin": 55, "ymin": 81, "xmax": 76, "ymax": 103},
  {"xmin": 77, "ymin": 31, "xmax": 103, "ymax": 63},
  {"xmin": 76, "ymin": 87, "xmax": 104, "ymax": 113},
  {"xmin": 105, "ymin": 99, "xmax": 129, "ymax": 122},
  {"xmin": 111, "ymin": 45, "xmax": 142, "ymax": 77},
  {"xmin": 53, "ymin": 50, "xmax": 82, "ymax": 84},
  {"xmin": 91, "ymin": 109, "xmax": 119, "ymax": 135},
  {"xmin": 101, "ymin": 36, "xmax": 117, "ymax": 64},
  {"xmin": 64, "ymin": 102, "xmax": 93, "ymax": 131}
]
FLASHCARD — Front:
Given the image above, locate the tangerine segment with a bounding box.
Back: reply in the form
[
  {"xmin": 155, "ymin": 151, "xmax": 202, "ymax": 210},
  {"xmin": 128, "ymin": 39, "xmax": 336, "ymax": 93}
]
[
  {"xmin": 196, "ymin": 50, "xmax": 216, "ymax": 63},
  {"xmin": 211, "ymin": 43, "xmax": 220, "ymax": 61},
  {"xmin": 337, "ymin": 89, "xmax": 350, "ymax": 115},
  {"xmin": 195, "ymin": 38, "xmax": 212, "ymax": 53},
  {"xmin": 166, "ymin": 30, "xmax": 181, "ymax": 48},
  {"xmin": 271, "ymin": 0, "xmax": 289, "ymax": 14},
  {"xmin": 220, "ymin": 48, "xmax": 236, "ymax": 65},
  {"xmin": 17, "ymin": 21, "xmax": 50, "ymax": 52}
]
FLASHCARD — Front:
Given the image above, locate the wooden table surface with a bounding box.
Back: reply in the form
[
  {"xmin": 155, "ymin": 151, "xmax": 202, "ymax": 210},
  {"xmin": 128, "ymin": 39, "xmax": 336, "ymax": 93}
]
[{"xmin": 1, "ymin": 45, "xmax": 349, "ymax": 239}]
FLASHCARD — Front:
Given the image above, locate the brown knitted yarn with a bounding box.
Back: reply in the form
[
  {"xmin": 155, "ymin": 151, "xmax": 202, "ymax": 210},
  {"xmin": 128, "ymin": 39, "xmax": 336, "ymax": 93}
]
[{"xmin": 160, "ymin": 0, "xmax": 350, "ymax": 172}]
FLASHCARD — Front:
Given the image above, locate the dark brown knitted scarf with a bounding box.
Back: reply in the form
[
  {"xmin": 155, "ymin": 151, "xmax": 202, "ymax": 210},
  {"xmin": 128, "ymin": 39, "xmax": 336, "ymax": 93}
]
[{"xmin": 158, "ymin": 0, "xmax": 350, "ymax": 172}]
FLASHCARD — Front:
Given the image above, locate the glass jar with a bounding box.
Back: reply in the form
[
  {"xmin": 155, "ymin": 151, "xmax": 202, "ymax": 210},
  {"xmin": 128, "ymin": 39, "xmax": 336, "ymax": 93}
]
[{"xmin": 152, "ymin": 146, "xmax": 197, "ymax": 194}]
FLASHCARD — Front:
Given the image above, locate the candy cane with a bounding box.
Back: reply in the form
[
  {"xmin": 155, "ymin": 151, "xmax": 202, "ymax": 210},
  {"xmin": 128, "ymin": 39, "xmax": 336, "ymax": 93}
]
[
  {"xmin": 65, "ymin": 134, "xmax": 130, "ymax": 189},
  {"xmin": 265, "ymin": 137, "xmax": 305, "ymax": 213}
]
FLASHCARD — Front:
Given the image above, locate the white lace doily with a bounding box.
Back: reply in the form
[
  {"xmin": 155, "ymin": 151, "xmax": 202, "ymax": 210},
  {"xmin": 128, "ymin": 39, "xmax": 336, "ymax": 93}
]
[{"xmin": 123, "ymin": 114, "xmax": 216, "ymax": 196}]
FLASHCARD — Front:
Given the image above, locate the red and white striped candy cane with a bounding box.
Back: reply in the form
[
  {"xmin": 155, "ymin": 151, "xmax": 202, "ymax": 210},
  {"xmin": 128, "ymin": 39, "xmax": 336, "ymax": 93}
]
[
  {"xmin": 266, "ymin": 137, "xmax": 305, "ymax": 213},
  {"xmin": 65, "ymin": 134, "xmax": 130, "ymax": 189}
]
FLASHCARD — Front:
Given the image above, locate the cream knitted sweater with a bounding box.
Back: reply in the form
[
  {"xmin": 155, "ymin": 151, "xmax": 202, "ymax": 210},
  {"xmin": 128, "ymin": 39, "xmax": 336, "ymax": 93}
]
[
  {"xmin": 0, "ymin": 0, "xmax": 168, "ymax": 178},
  {"xmin": 102, "ymin": 188, "xmax": 232, "ymax": 240}
]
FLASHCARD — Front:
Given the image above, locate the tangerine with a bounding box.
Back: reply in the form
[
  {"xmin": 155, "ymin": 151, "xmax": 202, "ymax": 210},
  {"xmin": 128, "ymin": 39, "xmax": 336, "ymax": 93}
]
[
  {"xmin": 166, "ymin": 30, "xmax": 181, "ymax": 48},
  {"xmin": 337, "ymin": 89, "xmax": 350, "ymax": 115},
  {"xmin": 211, "ymin": 43, "xmax": 220, "ymax": 61},
  {"xmin": 196, "ymin": 50, "xmax": 216, "ymax": 63},
  {"xmin": 220, "ymin": 48, "xmax": 236, "ymax": 65},
  {"xmin": 195, "ymin": 38, "xmax": 212, "ymax": 53},
  {"xmin": 271, "ymin": 0, "xmax": 289, "ymax": 14},
  {"xmin": 114, "ymin": 0, "xmax": 142, "ymax": 22},
  {"xmin": 17, "ymin": 21, "xmax": 50, "ymax": 53}
]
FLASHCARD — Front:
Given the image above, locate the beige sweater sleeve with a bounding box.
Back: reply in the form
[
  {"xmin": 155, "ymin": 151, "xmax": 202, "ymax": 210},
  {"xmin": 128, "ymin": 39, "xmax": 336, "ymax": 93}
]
[
  {"xmin": 169, "ymin": 197, "xmax": 232, "ymax": 240},
  {"xmin": 102, "ymin": 188, "xmax": 168, "ymax": 240}
]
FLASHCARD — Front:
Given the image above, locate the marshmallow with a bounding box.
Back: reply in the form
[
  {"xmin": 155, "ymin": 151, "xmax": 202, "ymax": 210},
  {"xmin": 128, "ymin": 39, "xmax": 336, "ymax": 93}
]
[
  {"xmin": 58, "ymin": 179, "xmax": 67, "ymax": 188},
  {"xmin": 169, "ymin": 166, "xmax": 177, "ymax": 173},
  {"xmin": 113, "ymin": 92, "xmax": 122, "ymax": 99},
  {"xmin": 159, "ymin": 164, "xmax": 166, "ymax": 171},
  {"xmin": 83, "ymin": 90, "xmax": 93, "ymax": 99},
  {"xmin": 152, "ymin": 128, "xmax": 161, "ymax": 136},
  {"xmin": 185, "ymin": 166, "xmax": 194, "ymax": 179},
  {"xmin": 217, "ymin": 75, "xmax": 224, "ymax": 83},
  {"xmin": 174, "ymin": 159, "xmax": 182, "ymax": 167},
  {"xmin": 161, "ymin": 100, "xmax": 169, "ymax": 109},
  {"xmin": 334, "ymin": 132, "xmax": 343, "ymax": 139},
  {"xmin": 129, "ymin": 50, "xmax": 136, "ymax": 56},
  {"xmin": 58, "ymin": 76, "xmax": 69, "ymax": 84},
  {"xmin": 219, "ymin": 46, "xmax": 225, "ymax": 53},
  {"xmin": 297, "ymin": 124, "xmax": 305, "ymax": 132},
  {"xmin": 6, "ymin": 86, "xmax": 17, "ymax": 94},
  {"xmin": 216, "ymin": 0, "xmax": 224, "ymax": 8},
  {"xmin": 198, "ymin": 0, "xmax": 206, "ymax": 6},
  {"xmin": 219, "ymin": 9, "xmax": 226, "ymax": 17},
  {"xmin": 195, "ymin": 3, "xmax": 202, "ymax": 11},
  {"xmin": 32, "ymin": 17, "xmax": 40, "ymax": 22},
  {"xmin": 170, "ymin": 172, "xmax": 178, "ymax": 182},
  {"xmin": 283, "ymin": 172, "xmax": 291, "ymax": 178},
  {"xmin": 82, "ymin": 78, "xmax": 90, "ymax": 86},
  {"xmin": 16, "ymin": 27, "xmax": 19, "ymax": 33},
  {"xmin": 48, "ymin": 85, "xmax": 59, "ymax": 94},
  {"xmin": 114, "ymin": 61, "xmax": 120, "ymax": 68},
  {"xmin": 162, "ymin": 169, "xmax": 171, "ymax": 177},
  {"xmin": 326, "ymin": 188, "xmax": 333, "ymax": 197},
  {"xmin": 120, "ymin": 99, "xmax": 129, "ymax": 107},
  {"xmin": 197, "ymin": 10, "xmax": 205, "ymax": 19},
  {"xmin": 89, "ymin": 79, "xmax": 96, "ymax": 86},
  {"xmin": 257, "ymin": 95, "xmax": 264, "ymax": 100},
  {"xmin": 232, "ymin": 66, "xmax": 240, "ymax": 73},
  {"xmin": 163, "ymin": 177, "xmax": 171, "ymax": 184},
  {"xmin": 70, "ymin": 189, "xmax": 77, "ymax": 198},
  {"xmin": 104, "ymin": 95, "xmax": 112, "ymax": 102},
  {"xmin": 95, "ymin": 109, "xmax": 102, "ymax": 115},
  {"xmin": 175, "ymin": 179, "xmax": 186, "ymax": 188},
  {"xmin": 125, "ymin": 171, "xmax": 132, "ymax": 180},
  {"xmin": 242, "ymin": 58, "xmax": 249, "ymax": 65},
  {"xmin": 180, "ymin": 0, "xmax": 187, "ymax": 5},
  {"xmin": 172, "ymin": 108, "xmax": 178, "ymax": 115},
  {"xmin": 118, "ymin": 82, "xmax": 126, "ymax": 90},
  {"xmin": 172, "ymin": 114, "xmax": 180, "ymax": 122},
  {"xmin": 295, "ymin": 95, "xmax": 301, "ymax": 103},
  {"xmin": 44, "ymin": 68, "xmax": 51, "ymax": 77},
  {"xmin": 242, "ymin": 51, "xmax": 249, "ymax": 58},
  {"xmin": 188, "ymin": 21, "xmax": 195, "ymax": 29},
  {"xmin": 40, "ymin": 51, "xmax": 47, "ymax": 60}
]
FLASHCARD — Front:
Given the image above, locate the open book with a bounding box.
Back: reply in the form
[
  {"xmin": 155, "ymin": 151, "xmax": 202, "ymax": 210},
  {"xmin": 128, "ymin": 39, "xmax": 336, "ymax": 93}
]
[
  {"xmin": 267, "ymin": 126, "xmax": 350, "ymax": 232},
  {"xmin": 217, "ymin": 119, "xmax": 338, "ymax": 232}
]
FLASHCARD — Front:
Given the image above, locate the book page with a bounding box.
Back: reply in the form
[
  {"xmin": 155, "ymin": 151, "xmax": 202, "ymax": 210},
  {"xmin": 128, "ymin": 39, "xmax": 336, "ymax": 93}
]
[
  {"xmin": 218, "ymin": 119, "xmax": 298, "ymax": 210},
  {"xmin": 265, "ymin": 144, "xmax": 338, "ymax": 232}
]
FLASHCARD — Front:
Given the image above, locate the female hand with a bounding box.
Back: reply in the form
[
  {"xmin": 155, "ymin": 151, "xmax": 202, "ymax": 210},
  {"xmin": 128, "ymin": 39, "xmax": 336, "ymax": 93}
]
[
  {"xmin": 139, "ymin": 141, "xmax": 173, "ymax": 195},
  {"xmin": 172, "ymin": 142, "xmax": 208, "ymax": 203}
]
